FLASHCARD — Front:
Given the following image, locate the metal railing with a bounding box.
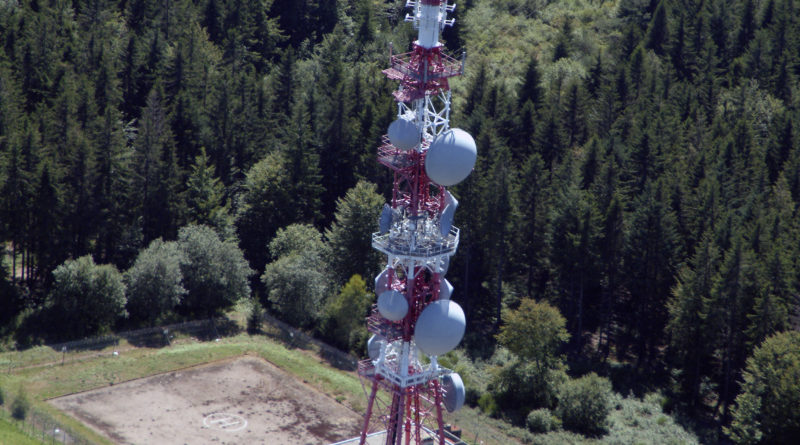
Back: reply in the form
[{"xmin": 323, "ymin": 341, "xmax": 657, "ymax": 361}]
[{"xmin": 2, "ymin": 408, "xmax": 94, "ymax": 445}]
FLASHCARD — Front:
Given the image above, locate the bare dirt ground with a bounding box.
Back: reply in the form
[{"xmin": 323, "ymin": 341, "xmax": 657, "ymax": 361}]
[{"xmin": 49, "ymin": 356, "xmax": 363, "ymax": 445}]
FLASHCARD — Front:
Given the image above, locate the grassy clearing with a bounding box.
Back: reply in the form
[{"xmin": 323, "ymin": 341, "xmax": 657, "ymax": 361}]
[
  {"xmin": 1, "ymin": 320, "xmax": 702, "ymax": 445},
  {"xmin": 0, "ymin": 413, "xmax": 43, "ymax": 445},
  {"xmin": 1, "ymin": 323, "xmax": 527, "ymax": 445}
]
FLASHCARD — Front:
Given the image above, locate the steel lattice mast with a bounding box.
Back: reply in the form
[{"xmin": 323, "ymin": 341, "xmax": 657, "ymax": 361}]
[{"xmin": 357, "ymin": 2, "xmax": 475, "ymax": 445}]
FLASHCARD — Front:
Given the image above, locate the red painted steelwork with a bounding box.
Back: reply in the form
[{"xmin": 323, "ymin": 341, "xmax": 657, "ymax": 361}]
[{"xmin": 383, "ymin": 45, "xmax": 463, "ymax": 102}]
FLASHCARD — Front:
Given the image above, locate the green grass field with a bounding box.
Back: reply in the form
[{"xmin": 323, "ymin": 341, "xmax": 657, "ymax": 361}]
[
  {"xmin": 0, "ymin": 320, "xmax": 523, "ymax": 445},
  {"xmin": 0, "ymin": 415, "xmax": 43, "ymax": 445}
]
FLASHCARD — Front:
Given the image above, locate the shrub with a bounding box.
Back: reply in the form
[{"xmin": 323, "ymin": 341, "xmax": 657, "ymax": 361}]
[
  {"xmin": 727, "ymin": 331, "xmax": 800, "ymax": 444},
  {"xmin": 478, "ymin": 392, "xmax": 498, "ymax": 416},
  {"xmin": 490, "ymin": 362, "xmax": 568, "ymax": 424},
  {"xmin": 247, "ymin": 299, "xmax": 263, "ymax": 334},
  {"xmin": 555, "ymin": 372, "xmax": 612, "ymax": 436},
  {"xmin": 11, "ymin": 390, "xmax": 30, "ymax": 420},
  {"xmin": 321, "ymin": 275, "xmax": 371, "ymax": 352},
  {"xmin": 526, "ymin": 408, "xmax": 562, "ymax": 433},
  {"xmin": 0, "ymin": 386, "xmax": 5, "ymax": 406}
]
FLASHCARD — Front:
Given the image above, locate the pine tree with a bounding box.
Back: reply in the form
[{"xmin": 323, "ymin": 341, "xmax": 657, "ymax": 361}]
[
  {"xmin": 323, "ymin": 181, "xmax": 384, "ymax": 288},
  {"xmin": 30, "ymin": 164, "xmax": 61, "ymax": 284},
  {"xmin": 668, "ymin": 232, "xmax": 720, "ymax": 409},
  {"xmin": 734, "ymin": 0, "xmax": 757, "ymax": 59},
  {"xmin": 622, "ymin": 181, "xmax": 680, "ymax": 367},
  {"xmin": 235, "ymin": 151, "xmax": 296, "ymax": 277},
  {"xmin": 552, "ymin": 18, "xmax": 572, "ymax": 61},
  {"xmin": 353, "ymin": 0, "xmax": 374, "ymax": 47},
  {"xmin": 706, "ymin": 237, "xmax": 760, "ymax": 421},
  {"xmin": 281, "ymin": 98, "xmax": 323, "ymax": 224},
  {"xmin": 91, "ymin": 107, "xmax": 136, "ymax": 266},
  {"xmin": 670, "ymin": 15, "xmax": 687, "ymax": 79},
  {"xmin": 560, "ymin": 83, "xmax": 586, "ymax": 148},
  {"xmin": 316, "ymin": 30, "xmax": 356, "ymax": 220},
  {"xmin": 134, "ymin": 88, "xmax": 180, "ymax": 244},
  {"xmin": 202, "ymin": 0, "xmax": 223, "ymax": 44},
  {"xmin": 548, "ymin": 172, "xmax": 601, "ymax": 350},
  {"xmin": 645, "ymin": 1, "xmax": 668, "ymax": 54},
  {"xmin": 745, "ymin": 248, "xmax": 791, "ymax": 349},
  {"xmin": 586, "ymin": 52, "xmax": 604, "ymax": 99},
  {"xmin": 185, "ymin": 147, "xmax": 232, "ymax": 238},
  {"xmin": 516, "ymin": 152, "xmax": 550, "ymax": 298},
  {"xmin": 62, "ymin": 136, "xmax": 95, "ymax": 258},
  {"xmin": 765, "ymin": 117, "xmax": 793, "ymax": 184},
  {"xmin": 476, "ymin": 132, "xmax": 517, "ymax": 332},
  {"xmin": 535, "ymin": 111, "xmax": 563, "ymax": 170},
  {"xmin": 0, "ymin": 144, "xmax": 28, "ymax": 285}
]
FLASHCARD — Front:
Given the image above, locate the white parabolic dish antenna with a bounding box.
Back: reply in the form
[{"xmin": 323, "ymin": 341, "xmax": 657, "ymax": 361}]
[
  {"xmin": 379, "ymin": 203, "xmax": 393, "ymax": 234},
  {"xmin": 414, "ymin": 300, "xmax": 466, "ymax": 356},
  {"xmin": 388, "ymin": 117, "xmax": 419, "ymax": 151},
  {"xmin": 378, "ymin": 290, "xmax": 408, "ymax": 321},
  {"xmin": 374, "ymin": 267, "xmax": 391, "ymax": 293},
  {"xmin": 438, "ymin": 277, "xmax": 453, "ymax": 300},
  {"xmin": 441, "ymin": 372, "xmax": 466, "ymax": 413},
  {"xmin": 425, "ymin": 128, "xmax": 477, "ymax": 186},
  {"xmin": 368, "ymin": 334, "xmax": 385, "ymax": 360}
]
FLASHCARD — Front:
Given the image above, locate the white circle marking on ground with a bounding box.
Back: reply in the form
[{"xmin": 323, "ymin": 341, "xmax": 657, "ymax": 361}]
[{"xmin": 203, "ymin": 413, "xmax": 248, "ymax": 432}]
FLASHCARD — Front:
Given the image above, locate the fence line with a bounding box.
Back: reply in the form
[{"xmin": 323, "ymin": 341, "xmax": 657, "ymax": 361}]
[
  {"xmin": 2, "ymin": 407, "xmax": 92, "ymax": 445},
  {"xmin": 47, "ymin": 318, "xmax": 222, "ymax": 354},
  {"xmin": 261, "ymin": 312, "xmax": 360, "ymax": 371}
]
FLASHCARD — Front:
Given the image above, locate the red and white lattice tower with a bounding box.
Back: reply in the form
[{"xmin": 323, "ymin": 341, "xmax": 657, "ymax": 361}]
[{"xmin": 357, "ymin": 2, "xmax": 476, "ymax": 445}]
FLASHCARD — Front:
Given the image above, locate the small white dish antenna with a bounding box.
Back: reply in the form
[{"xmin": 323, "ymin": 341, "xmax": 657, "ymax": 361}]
[
  {"xmin": 379, "ymin": 204, "xmax": 393, "ymax": 234},
  {"xmin": 441, "ymin": 372, "xmax": 466, "ymax": 412},
  {"xmin": 367, "ymin": 334, "xmax": 385, "ymax": 360},
  {"xmin": 440, "ymin": 190, "xmax": 459, "ymax": 236},
  {"xmin": 439, "ymin": 256, "xmax": 450, "ymax": 274},
  {"xmin": 378, "ymin": 290, "xmax": 408, "ymax": 321},
  {"xmin": 440, "ymin": 204, "xmax": 456, "ymax": 236}
]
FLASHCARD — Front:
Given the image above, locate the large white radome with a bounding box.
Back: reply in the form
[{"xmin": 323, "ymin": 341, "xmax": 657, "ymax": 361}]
[
  {"xmin": 414, "ymin": 300, "xmax": 466, "ymax": 356},
  {"xmin": 388, "ymin": 118, "xmax": 419, "ymax": 151},
  {"xmin": 425, "ymin": 128, "xmax": 477, "ymax": 186},
  {"xmin": 378, "ymin": 290, "xmax": 408, "ymax": 322}
]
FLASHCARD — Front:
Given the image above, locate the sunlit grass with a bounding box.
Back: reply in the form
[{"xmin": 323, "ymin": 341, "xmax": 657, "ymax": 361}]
[
  {"xmin": 461, "ymin": 0, "xmax": 620, "ymax": 96},
  {"xmin": 0, "ymin": 415, "xmax": 43, "ymax": 445}
]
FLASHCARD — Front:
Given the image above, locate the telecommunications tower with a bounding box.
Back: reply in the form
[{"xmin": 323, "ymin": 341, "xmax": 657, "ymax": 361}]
[{"xmin": 358, "ymin": 1, "xmax": 476, "ymax": 444}]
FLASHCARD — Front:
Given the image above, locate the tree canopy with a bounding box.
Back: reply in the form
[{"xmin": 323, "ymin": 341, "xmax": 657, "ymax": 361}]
[{"xmin": 0, "ymin": 0, "xmax": 799, "ymax": 440}]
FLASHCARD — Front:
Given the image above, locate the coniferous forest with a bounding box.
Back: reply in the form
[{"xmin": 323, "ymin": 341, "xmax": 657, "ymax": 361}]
[{"xmin": 1, "ymin": 0, "xmax": 800, "ymax": 443}]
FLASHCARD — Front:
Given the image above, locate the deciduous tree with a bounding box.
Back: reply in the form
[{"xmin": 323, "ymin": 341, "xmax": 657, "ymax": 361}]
[
  {"xmin": 125, "ymin": 238, "xmax": 186, "ymax": 325},
  {"xmin": 49, "ymin": 256, "xmax": 127, "ymax": 338},
  {"xmin": 177, "ymin": 224, "xmax": 252, "ymax": 317}
]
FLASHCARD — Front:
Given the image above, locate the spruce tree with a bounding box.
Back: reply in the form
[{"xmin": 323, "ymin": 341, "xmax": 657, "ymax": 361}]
[
  {"xmin": 645, "ymin": 1, "xmax": 668, "ymax": 55},
  {"xmin": 185, "ymin": 147, "xmax": 232, "ymax": 238},
  {"xmin": 668, "ymin": 232, "xmax": 720, "ymax": 409},
  {"xmin": 622, "ymin": 181, "xmax": 680, "ymax": 366}
]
